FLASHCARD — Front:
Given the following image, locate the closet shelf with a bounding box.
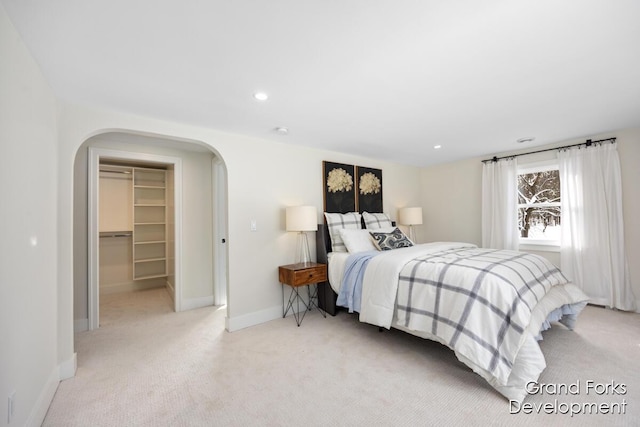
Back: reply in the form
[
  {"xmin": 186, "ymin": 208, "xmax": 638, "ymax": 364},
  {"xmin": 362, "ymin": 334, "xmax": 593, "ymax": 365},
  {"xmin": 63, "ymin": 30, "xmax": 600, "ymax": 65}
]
[
  {"xmin": 134, "ymin": 273, "xmax": 169, "ymax": 280},
  {"xmin": 135, "ymin": 240, "xmax": 166, "ymax": 245},
  {"xmin": 134, "ymin": 185, "xmax": 166, "ymax": 189},
  {"xmin": 134, "ymin": 257, "xmax": 167, "ymax": 263},
  {"xmin": 134, "ymin": 204, "xmax": 166, "ymax": 207},
  {"xmin": 134, "ymin": 222, "xmax": 166, "ymax": 225}
]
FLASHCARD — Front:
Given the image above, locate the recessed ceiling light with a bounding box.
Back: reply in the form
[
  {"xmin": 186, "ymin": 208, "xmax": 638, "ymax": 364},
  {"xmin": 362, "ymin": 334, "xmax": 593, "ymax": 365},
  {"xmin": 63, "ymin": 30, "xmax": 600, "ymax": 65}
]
[
  {"xmin": 517, "ymin": 137, "xmax": 535, "ymax": 144},
  {"xmin": 253, "ymin": 92, "xmax": 268, "ymax": 101},
  {"xmin": 434, "ymin": 145, "xmax": 442, "ymax": 149},
  {"xmin": 275, "ymin": 127, "xmax": 289, "ymax": 135}
]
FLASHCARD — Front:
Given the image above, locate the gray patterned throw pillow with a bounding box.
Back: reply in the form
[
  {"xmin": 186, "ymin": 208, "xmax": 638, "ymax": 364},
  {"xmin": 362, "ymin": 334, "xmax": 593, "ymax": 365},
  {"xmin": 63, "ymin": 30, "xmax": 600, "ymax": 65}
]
[{"xmin": 369, "ymin": 227, "xmax": 414, "ymax": 251}]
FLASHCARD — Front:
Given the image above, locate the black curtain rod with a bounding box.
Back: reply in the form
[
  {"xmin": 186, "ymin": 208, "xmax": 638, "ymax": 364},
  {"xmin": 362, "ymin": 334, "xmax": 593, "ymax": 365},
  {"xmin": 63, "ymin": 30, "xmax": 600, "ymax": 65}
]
[{"xmin": 481, "ymin": 137, "xmax": 617, "ymax": 163}]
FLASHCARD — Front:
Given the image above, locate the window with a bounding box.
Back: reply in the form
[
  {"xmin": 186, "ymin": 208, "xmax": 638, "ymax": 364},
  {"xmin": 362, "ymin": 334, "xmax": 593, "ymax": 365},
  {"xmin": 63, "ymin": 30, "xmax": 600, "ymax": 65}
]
[{"xmin": 517, "ymin": 161, "xmax": 561, "ymax": 246}]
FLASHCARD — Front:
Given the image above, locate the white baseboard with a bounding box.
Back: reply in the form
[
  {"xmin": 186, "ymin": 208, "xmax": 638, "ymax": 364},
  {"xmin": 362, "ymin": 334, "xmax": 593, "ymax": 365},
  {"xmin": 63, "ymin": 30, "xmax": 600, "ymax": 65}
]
[
  {"xmin": 225, "ymin": 305, "xmax": 283, "ymax": 332},
  {"xmin": 26, "ymin": 367, "xmax": 59, "ymax": 427},
  {"xmin": 74, "ymin": 318, "xmax": 89, "ymax": 333},
  {"xmin": 58, "ymin": 353, "xmax": 77, "ymax": 380},
  {"xmin": 181, "ymin": 295, "xmax": 214, "ymax": 311},
  {"xmin": 226, "ymin": 294, "xmax": 317, "ymax": 331},
  {"xmin": 165, "ymin": 280, "xmax": 175, "ymax": 301}
]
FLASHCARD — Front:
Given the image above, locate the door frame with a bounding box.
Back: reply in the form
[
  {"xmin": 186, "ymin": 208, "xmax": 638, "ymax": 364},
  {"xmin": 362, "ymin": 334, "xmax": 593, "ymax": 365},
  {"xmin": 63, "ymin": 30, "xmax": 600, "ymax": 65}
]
[
  {"xmin": 212, "ymin": 157, "xmax": 228, "ymax": 306},
  {"xmin": 88, "ymin": 147, "xmax": 183, "ymax": 329}
]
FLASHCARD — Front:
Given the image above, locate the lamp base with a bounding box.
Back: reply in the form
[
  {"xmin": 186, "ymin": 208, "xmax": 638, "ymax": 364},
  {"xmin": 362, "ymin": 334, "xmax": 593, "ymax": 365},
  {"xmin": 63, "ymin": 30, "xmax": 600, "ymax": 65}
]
[
  {"xmin": 408, "ymin": 225, "xmax": 416, "ymax": 243},
  {"xmin": 295, "ymin": 231, "xmax": 311, "ymax": 264}
]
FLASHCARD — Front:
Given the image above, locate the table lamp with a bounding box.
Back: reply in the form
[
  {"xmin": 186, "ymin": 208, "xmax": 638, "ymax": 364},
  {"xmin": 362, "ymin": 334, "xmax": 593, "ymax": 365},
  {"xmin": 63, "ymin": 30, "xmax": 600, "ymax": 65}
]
[
  {"xmin": 286, "ymin": 205, "xmax": 318, "ymax": 264},
  {"xmin": 398, "ymin": 207, "xmax": 423, "ymax": 242}
]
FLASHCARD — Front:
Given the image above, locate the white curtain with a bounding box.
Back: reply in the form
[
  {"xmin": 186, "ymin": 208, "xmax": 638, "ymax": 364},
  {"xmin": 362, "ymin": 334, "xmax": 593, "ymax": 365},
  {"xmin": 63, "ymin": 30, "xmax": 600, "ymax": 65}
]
[
  {"xmin": 482, "ymin": 158, "xmax": 519, "ymax": 250},
  {"xmin": 559, "ymin": 143, "xmax": 636, "ymax": 310}
]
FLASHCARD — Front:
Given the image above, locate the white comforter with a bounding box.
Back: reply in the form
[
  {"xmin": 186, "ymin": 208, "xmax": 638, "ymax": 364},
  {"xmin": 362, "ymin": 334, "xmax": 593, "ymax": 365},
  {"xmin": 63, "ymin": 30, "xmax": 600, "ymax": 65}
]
[
  {"xmin": 359, "ymin": 243, "xmax": 477, "ymax": 327},
  {"xmin": 330, "ymin": 243, "xmax": 589, "ymax": 402}
]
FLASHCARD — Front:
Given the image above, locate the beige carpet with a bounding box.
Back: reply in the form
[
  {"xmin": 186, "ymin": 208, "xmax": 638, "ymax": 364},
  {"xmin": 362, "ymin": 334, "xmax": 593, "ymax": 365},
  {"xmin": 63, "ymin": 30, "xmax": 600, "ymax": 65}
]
[{"xmin": 44, "ymin": 288, "xmax": 640, "ymax": 426}]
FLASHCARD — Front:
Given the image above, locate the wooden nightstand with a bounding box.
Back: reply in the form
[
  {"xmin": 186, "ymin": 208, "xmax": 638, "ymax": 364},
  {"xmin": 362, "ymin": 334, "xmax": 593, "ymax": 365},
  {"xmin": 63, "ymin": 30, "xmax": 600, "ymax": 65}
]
[{"xmin": 278, "ymin": 262, "xmax": 328, "ymax": 326}]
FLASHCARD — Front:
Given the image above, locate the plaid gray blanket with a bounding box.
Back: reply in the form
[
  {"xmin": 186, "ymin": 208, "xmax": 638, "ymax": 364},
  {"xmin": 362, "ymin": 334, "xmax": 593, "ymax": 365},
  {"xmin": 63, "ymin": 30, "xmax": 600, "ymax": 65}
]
[{"xmin": 395, "ymin": 246, "xmax": 568, "ymax": 385}]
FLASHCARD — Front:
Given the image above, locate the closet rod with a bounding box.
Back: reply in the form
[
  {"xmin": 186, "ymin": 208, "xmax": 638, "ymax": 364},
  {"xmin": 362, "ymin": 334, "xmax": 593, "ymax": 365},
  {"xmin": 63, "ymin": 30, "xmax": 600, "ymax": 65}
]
[
  {"xmin": 99, "ymin": 169, "xmax": 131, "ymax": 174},
  {"xmin": 99, "ymin": 231, "xmax": 132, "ymax": 238},
  {"xmin": 481, "ymin": 137, "xmax": 617, "ymax": 163}
]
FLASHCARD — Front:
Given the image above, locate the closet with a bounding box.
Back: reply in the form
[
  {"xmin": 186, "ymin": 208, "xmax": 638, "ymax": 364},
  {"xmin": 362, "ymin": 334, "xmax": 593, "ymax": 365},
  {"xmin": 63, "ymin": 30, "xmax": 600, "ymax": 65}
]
[{"xmin": 99, "ymin": 162, "xmax": 172, "ymax": 294}]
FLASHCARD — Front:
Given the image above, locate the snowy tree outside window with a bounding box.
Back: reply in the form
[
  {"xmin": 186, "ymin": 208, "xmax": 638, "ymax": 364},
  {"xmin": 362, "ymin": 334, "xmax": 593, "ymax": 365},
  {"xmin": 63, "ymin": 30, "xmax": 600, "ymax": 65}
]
[{"xmin": 517, "ymin": 163, "xmax": 561, "ymax": 245}]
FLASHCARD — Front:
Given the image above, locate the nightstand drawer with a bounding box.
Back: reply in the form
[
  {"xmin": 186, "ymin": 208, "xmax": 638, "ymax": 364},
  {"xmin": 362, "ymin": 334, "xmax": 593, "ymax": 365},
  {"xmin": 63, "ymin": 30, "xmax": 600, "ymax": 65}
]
[{"xmin": 279, "ymin": 264, "xmax": 327, "ymax": 287}]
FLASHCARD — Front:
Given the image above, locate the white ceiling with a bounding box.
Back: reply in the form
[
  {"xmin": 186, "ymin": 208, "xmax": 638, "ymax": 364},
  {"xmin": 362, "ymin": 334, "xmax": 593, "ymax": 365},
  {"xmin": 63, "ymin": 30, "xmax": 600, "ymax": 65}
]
[{"xmin": 3, "ymin": 0, "xmax": 640, "ymax": 167}]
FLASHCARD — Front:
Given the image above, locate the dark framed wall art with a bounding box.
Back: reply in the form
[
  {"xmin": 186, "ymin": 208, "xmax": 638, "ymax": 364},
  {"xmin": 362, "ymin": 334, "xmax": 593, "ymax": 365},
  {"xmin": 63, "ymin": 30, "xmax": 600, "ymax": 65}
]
[
  {"xmin": 322, "ymin": 161, "xmax": 356, "ymax": 213},
  {"xmin": 356, "ymin": 166, "xmax": 383, "ymax": 213}
]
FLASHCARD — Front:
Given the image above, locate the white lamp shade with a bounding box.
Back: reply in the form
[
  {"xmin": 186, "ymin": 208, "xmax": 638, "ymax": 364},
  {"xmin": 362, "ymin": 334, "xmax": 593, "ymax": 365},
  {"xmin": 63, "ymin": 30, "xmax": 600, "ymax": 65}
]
[
  {"xmin": 398, "ymin": 207, "xmax": 423, "ymax": 225},
  {"xmin": 286, "ymin": 206, "xmax": 318, "ymax": 232}
]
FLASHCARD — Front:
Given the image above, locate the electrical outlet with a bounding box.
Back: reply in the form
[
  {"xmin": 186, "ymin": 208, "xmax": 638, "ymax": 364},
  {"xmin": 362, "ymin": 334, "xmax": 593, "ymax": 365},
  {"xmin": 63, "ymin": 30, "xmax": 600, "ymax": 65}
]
[{"xmin": 7, "ymin": 391, "xmax": 15, "ymax": 424}]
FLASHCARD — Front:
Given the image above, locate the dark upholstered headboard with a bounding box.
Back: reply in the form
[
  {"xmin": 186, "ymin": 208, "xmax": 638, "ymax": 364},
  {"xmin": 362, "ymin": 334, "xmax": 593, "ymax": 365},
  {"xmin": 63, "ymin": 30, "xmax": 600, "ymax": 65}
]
[
  {"xmin": 315, "ymin": 223, "xmax": 335, "ymax": 315},
  {"xmin": 316, "ymin": 223, "xmax": 331, "ymax": 265}
]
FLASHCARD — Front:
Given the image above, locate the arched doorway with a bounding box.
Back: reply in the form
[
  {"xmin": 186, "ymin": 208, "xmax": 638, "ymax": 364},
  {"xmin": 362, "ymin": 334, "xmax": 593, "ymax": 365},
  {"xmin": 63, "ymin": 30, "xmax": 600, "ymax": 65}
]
[{"xmin": 73, "ymin": 131, "xmax": 228, "ymax": 331}]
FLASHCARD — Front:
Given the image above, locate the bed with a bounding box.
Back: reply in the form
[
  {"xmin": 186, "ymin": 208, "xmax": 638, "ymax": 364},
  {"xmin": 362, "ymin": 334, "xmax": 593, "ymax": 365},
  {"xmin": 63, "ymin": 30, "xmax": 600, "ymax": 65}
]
[{"xmin": 315, "ymin": 219, "xmax": 589, "ymax": 403}]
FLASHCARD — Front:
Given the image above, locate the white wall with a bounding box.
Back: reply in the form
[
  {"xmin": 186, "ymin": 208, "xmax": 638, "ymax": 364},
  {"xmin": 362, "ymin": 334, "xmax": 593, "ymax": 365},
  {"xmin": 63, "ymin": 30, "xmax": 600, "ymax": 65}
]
[
  {"xmin": 417, "ymin": 156, "xmax": 483, "ymax": 246},
  {"xmin": 420, "ymin": 129, "xmax": 640, "ymax": 307},
  {"xmin": 99, "ymin": 236, "xmax": 135, "ymax": 292},
  {"xmin": 99, "ymin": 171, "xmax": 133, "ymax": 232},
  {"xmin": 55, "ymin": 101, "xmax": 424, "ymax": 361},
  {"xmin": 73, "ymin": 134, "xmax": 215, "ymax": 323},
  {"xmin": 0, "ymin": 5, "xmax": 61, "ymax": 426},
  {"xmin": 617, "ymin": 131, "xmax": 640, "ymax": 305}
]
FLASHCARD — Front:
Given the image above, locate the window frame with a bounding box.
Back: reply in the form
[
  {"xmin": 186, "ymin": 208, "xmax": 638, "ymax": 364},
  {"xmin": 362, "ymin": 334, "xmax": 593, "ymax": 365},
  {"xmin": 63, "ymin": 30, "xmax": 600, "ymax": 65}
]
[{"xmin": 517, "ymin": 159, "xmax": 561, "ymax": 250}]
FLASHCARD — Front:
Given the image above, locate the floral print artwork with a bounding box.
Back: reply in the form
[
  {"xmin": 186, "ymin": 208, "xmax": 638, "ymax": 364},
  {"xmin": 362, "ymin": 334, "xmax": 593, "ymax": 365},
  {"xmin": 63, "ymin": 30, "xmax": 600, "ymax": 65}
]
[
  {"xmin": 323, "ymin": 162, "xmax": 356, "ymax": 213},
  {"xmin": 323, "ymin": 162, "xmax": 383, "ymax": 214},
  {"xmin": 359, "ymin": 172, "xmax": 381, "ymax": 195},
  {"xmin": 327, "ymin": 168, "xmax": 353, "ymax": 193},
  {"xmin": 356, "ymin": 166, "xmax": 383, "ymax": 213}
]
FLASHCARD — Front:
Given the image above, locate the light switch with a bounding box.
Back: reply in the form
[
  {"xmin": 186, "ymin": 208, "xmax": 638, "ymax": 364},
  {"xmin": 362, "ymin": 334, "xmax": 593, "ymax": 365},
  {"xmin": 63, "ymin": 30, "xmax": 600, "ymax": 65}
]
[{"xmin": 250, "ymin": 219, "xmax": 257, "ymax": 231}]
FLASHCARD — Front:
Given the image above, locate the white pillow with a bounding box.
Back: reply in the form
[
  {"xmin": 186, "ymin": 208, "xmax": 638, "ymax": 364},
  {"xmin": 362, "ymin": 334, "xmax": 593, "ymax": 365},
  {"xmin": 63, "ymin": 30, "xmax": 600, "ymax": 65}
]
[
  {"xmin": 362, "ymin": 212, "xmax": 393, "ymax": 229},
  {"xmin": 339, "ymin": 229, "xmax": 378, "ymax": 253},
  {"xmin": 324, "ymin": 212, "xmax": 362, "ymax": 252}
]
